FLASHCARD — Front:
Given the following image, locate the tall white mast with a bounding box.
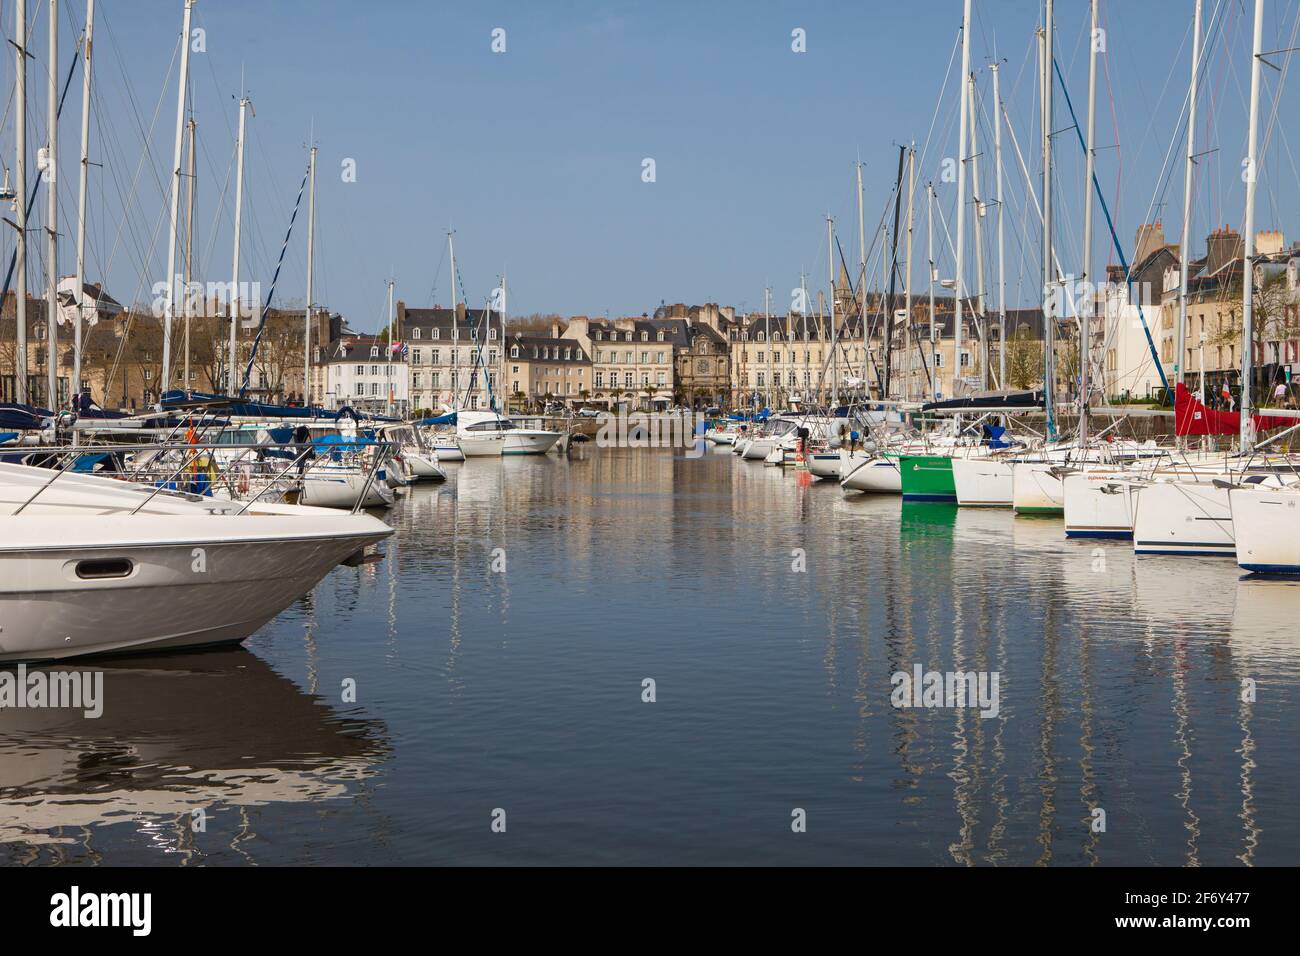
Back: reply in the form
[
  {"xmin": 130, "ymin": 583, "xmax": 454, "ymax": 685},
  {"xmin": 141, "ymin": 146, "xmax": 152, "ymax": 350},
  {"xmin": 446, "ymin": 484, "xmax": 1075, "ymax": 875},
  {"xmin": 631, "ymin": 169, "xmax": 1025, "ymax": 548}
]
[
  {"xmin": 927, "ymin": 183, "xmax": 937, "ymax": 400},
  {"xmin": 857, "ymin": 161, "xmax": 866, "ymax": 391},
  {"xmin": 73, "ymin": 0, "xmax": 94, "ymax": 403},
  {"xmin": 44, "ymin": 0, "xmax": 59, "ymax": 408},
  {"xmin": 764, "ymin": 286, "xmax": 771, "ymax": 409},
  {"xmin": 448, "ymin": 231, "xmax": 458, "ymax": 406},
  {"xmin": 826, "ymin": 215, "xmax": 837, "ymax": 405},
  {"xmin": 386, "ymin": 277, "xmax": 394, "ymax": 417},
  {"xmin": 1176, "ymin": 0, "xmax": 1203, "ymax": 408},
  {"xmin": 991, "ymin": 61, "xmax": 1007, "ymax": 390},
  {"xmin": 904, "ymin": 146, "xmax": 915, "ymax": 401},
  {"xmin": 304, "ymin": 144, "xmax": 316, "ymax": 404},
  {"xmin": 228, "ymin": 91, "xmax": 249, "ymax": 394},
  {"xmin": 499, "ymin": 271, "xmax": 507, "ymax": 414},
  {"xmin": 160, "ymin": 0, "xmax": 194, "ymax": 402},
  {"xmin": 1040, "ymin": 0, "xmax": 1056, "ymax": 434},
  {"xmin": 967, "ymin": 70, "xmax": 987, "ymax": 389},
  {"xmin": 14, "ymin": 0, "xmax": 29, "ymax": 406},
  {"xmin": 1078, "ymin": 0, "xmax": 1099, "ymax": 450},
  {"xmin": 1239, "ymin": 0, "xmax": 1264, "ymax": 453},
  {"xmin": 954, "ymin": 0, "xmax": 971, "ymax": 398},
  {"xmin": 182, "ymin": 116, "xmax": 195, "ymax": 389}
]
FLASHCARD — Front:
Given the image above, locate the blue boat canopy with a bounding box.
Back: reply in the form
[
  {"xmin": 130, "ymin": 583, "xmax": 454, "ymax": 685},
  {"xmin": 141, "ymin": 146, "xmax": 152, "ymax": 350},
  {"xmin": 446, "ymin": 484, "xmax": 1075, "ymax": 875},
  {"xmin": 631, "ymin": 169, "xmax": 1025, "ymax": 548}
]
[{"xmin": 418, "ymin": 411, "xmax": 457, "ymax": 425}]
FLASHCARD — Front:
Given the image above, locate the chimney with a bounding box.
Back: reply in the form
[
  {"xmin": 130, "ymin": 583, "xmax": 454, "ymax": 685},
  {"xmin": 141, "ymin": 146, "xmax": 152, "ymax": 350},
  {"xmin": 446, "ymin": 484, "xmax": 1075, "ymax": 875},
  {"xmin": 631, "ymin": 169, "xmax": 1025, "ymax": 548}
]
[
  {"xmin": 721, "ymin": 306, "xmax": 735, "ymax": 324},
  {"xmin": 1134, "ymin": 221, "xmax": 1165, "ymax": 264},
  {"xmin": 455, "ymin": 302, "xmax": 467, "ymax": 320},
  {"xmin": 1256, "ymin": 229, "xmax": 1285, "ymax": 256},
  {"xmin": 566, "ymin": 315, "xmax": 589, "ymax": 340},
  {"xmin": 1205, "ymin": 225, "xmax": 1243, "ymax": 275}
]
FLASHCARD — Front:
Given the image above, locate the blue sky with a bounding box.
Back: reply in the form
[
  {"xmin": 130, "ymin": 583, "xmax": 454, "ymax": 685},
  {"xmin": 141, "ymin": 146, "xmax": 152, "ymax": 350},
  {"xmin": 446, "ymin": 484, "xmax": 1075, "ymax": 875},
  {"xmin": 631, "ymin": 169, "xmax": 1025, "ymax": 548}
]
[{"xmin": 4, "ymin": 0, "xmax": 1298, "ymax": 332}]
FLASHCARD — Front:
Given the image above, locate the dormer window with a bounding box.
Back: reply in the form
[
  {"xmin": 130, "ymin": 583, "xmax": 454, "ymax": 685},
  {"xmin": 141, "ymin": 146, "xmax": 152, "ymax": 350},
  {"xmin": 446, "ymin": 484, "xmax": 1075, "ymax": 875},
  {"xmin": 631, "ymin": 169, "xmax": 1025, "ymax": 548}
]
[
  {"xmin": 370, "ymin": 346, "xmax": 379, "ymax": 358},
  {"xmin": 657, "ymin": 331, "xmax": 664, "ymax": 341},
  {"xmin": 432, "ymin": 328, "xmax": 440, "ymax": 340},
  {"xmin": 412, "ymin": 328, "xmax": 421, "ymax": 340},
  {"xmin": 640, "ymin": 331, "xmax": 648, "ymax": 341},
  {"xmin": 489, "ymin": 328, "xmax": 497, "ymax": 340},
  {"xmin": 511, "ymin": 345, "xmax": 519, "ymax": 358}
]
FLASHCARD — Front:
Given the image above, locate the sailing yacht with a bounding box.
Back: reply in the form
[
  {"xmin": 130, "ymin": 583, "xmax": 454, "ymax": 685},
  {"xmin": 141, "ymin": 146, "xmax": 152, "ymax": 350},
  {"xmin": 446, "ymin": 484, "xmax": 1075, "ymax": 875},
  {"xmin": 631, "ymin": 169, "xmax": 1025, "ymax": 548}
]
[{"xmin": 0, "ymin": 461, "xmax": 391, "ymax": 661}]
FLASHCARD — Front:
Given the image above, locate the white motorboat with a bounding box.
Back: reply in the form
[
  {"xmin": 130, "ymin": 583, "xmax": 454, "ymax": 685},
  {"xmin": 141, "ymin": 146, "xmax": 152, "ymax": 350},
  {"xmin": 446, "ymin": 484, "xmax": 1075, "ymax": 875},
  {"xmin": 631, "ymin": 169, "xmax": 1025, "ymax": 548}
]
[
  {"xmin": 454, "ymin": 410, "xmax": 560, "ymax": 457},
  {"xmin": 0, "ymin": 461, "xmax": 391, "ymax": 662}
]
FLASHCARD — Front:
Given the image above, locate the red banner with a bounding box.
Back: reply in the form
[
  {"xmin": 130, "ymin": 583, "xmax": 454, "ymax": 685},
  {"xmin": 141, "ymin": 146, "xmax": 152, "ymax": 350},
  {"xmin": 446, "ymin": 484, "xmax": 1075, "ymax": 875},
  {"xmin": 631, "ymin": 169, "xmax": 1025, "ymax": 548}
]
[{"xmin": 1174, "ymin": 382, "xmax": 1290, "ymax": 436}]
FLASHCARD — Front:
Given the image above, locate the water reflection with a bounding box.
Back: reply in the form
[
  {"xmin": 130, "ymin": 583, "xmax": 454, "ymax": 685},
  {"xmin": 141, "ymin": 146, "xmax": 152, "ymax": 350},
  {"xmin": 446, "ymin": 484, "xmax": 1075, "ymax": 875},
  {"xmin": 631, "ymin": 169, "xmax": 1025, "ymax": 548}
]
[
  {"xmin": 0, "ymin": 650, "xmax": 388, "ymax": 864},
  {"xmin": 4, "ymin": 447, "xmax": 1297, "ymax": 865}
]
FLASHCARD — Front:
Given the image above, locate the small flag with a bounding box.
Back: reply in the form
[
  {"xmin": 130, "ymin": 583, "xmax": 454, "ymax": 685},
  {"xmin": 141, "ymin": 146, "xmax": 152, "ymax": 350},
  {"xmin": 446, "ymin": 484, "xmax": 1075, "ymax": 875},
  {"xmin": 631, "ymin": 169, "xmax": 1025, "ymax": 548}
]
[{"xmin": 391, "ymin": 341, "xmax": 409, "ymax": 359}]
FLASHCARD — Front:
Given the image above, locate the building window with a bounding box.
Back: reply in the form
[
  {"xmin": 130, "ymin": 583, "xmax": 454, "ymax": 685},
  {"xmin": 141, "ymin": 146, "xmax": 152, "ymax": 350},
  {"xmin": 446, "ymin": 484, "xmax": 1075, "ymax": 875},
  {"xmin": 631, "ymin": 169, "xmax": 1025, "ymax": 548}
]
[
  {"xmin": 431, "ymin": 372, "xmax": 440, "ymax": 388},
  {"xmin": 356, "ymin": 365, "xmax": 365, "ymax": 375},
  {"xmin": 595, "ymin": 372, "xmax": 604, "ymax": 388},
  {"xmin": 657, "ymin": 331, "xmax": 665, "ymax": 341},
  {"xmin": 432, "ymin": 328, "xmax": 440, "ymax": 340},
  {"xmin": 624, "ymin": 372, "xmax": 633, "ymax": 388},
  {"xmin": 412, "ymin": 349, "xmax": 422, "ymax": 365},
  {"xmin": 511, "ymin": 346, "xmax": 519, "ymax": 358},
  {"xmin": 370, "ymin": 346, "xmax": 379, "ymax": 358},
  {"xmin": 412, "ymin": 328, "xmax": 421, "ymax": 340}
]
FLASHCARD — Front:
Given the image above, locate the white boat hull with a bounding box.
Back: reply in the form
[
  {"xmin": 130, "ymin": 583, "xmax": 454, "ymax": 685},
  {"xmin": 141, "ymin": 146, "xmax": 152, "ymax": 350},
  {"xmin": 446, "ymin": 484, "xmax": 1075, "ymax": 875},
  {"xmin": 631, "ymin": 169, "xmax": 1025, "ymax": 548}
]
[
  {"xmin": 299, "ymin": 469, "xmax": 394, "ymax": 509},
  {"xmin": 1011, "ymin": 462, "xmax": 1066, "ymax": 514},
  {"xmin": 504, "ymin": 430, "xmax": 561, "ymax": 455},
  {"xmin": 808, "ymin": 452, "xmax": 844, "ymax": 479},
  {"xmin": 0, "ymin": 513, "xmax": 391, "ymax": 662},
  {"xmin": 840, "ymin": 456, "xmax": 901, "ymax": 494},
  {"xmin": 431, "ymin": 442, "xmax": 464, "ymax": 462},
  {"xmin": 457, "ymin": 434, "xmax": 506, "ymax": 458},
  {"xmin": 1063, "ymin": 472, "xmax": 1137, "ymax": 538},
  {"xmin": 1133, "ymin": 481, "xmax": 1235, "ymax": 556},
  {"xmin": 952, "ymin": 457, "xmax": 1014, "ymax": 507},
  {"xmin": 1232, "ymin": 487, "xmax": 1300, "ymax": 572},
  {"xmin": 404, "ymin": 452, "xmax": 446, "ymax": 481}
]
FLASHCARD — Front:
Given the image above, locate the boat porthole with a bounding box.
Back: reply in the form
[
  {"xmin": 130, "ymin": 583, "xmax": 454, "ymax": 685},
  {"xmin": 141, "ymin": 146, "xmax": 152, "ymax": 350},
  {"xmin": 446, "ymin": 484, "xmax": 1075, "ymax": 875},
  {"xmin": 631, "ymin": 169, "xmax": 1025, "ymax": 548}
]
[{"xmin": 75, "ymin": 558, "xmax": 135, "ymax": 580}]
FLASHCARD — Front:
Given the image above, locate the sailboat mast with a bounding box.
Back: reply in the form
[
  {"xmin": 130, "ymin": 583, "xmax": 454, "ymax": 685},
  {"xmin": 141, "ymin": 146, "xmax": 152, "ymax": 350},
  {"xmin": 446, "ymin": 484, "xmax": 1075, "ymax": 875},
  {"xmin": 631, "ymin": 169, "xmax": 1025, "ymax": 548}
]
[
  {"xmin": 45, "ymin": 0, "xmax": 59, "ymax": 408},
  {"xmin": 954, "ymin": 0, "xmax": 971, "ymax": 399},
  {"xmin": 1239, "ymin": 0, "xmax": 1264, "ymax": 453},
  {"xmin": 884, "ymin": 146, "xmax": 905, "ymax": 403},
  {"xmin": 1040, "ymin": 0, "xmax": 1056, "ymax": 437},
  {"xmin": 386, "ymin": 278, "xmax": 394, "ymax": 417},
  {"xmin": 764, "ymin": 285, "xmax": 771, "ymax": 410},
  {"xmin": 827, "ymin": 216, "xmax": 837, "ymax": 406},
  {"xmin": 183, "ymin": 116, "xmax": 195, "ymax": 389},
  {"xmin": 991, "ymin": 61, "xmax": 1006, "ymax": 390},
  {"xmin": 14, "ymin": 0, "xmax": 29, "ymax": 406},
  {"xmin": 73, "ymin": 0, "xmax": 94, "ymax": 403},
  {"xmin": 1176, "ymin": 0, "xmax": 1203, "ymax": 411},
  {"xmin": 304, "ymin": 144, "xmax": 316, "ymax": 405},
  {"xmin": 905, "ymin": 146, "xmax": 915, "ymax": 402},
  {"xmin": 967, "ymin": 70, "xmax": 987, "ymax": 390},
  {"xmin": 160, "ymin": 0, "xmax": 194, "ymax": 402},
  {"xmin": 1078, "ymin": 0, "xmax": 1099, "ymax": 451},
  {"xmin": 228, "ymin": 93, "xmax": 248, "ymax": 394},
  {"xmin": 499, "ymin": 271, "xmax": 507, "ymax": 414},
  {"xmin": 928, "ymin": 183, "xmax": 937, "ymax": 400}
]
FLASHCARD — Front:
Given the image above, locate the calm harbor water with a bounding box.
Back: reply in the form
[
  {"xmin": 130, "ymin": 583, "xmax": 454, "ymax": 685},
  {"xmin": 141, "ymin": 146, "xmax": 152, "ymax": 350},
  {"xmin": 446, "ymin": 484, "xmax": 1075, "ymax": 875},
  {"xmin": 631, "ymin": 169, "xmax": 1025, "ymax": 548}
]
[{"xmin": 3, "ymin": 445, "xmax": 1299, "ymax": 865}]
